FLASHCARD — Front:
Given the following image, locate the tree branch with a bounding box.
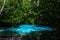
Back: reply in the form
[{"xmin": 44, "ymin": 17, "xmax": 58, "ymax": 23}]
[{"xmin": 0, "ymin": 0, "xmax": 6, "ymax": 15}]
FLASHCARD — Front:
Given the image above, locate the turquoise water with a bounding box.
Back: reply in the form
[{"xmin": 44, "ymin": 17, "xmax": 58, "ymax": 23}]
[{"xmin": 0, "ymin": 24, "xmax": 55, "ymax": 35}]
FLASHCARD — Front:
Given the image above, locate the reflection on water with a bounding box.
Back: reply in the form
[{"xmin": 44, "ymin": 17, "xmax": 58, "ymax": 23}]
[
  {"xmin": 0, "ymin": 24, "xmax": 55, "ymax": 35},
  {"xmin": 0, "ymin": 30, "xmax": 4, "ymax": 32}
]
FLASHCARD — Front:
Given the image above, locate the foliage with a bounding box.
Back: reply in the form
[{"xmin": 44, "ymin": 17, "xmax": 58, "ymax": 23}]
[
  {"xmin": 0, "ymin": 0, "xmax": 60, "ymax": 26},
  {"xmin": 32, "ymin": 0, "xmax": 60, "ymax": 25}
]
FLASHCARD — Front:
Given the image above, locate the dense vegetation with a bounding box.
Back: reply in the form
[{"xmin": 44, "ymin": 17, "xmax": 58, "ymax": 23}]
[{"xmin": 0, "ymin": 0, "xmax": 60, "ymax": 26}]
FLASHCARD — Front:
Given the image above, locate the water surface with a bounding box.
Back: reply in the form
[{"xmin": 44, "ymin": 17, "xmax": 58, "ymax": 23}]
[{"xmin": 0, "ymin": 24, "xmax": 55, "ymax": 35}]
